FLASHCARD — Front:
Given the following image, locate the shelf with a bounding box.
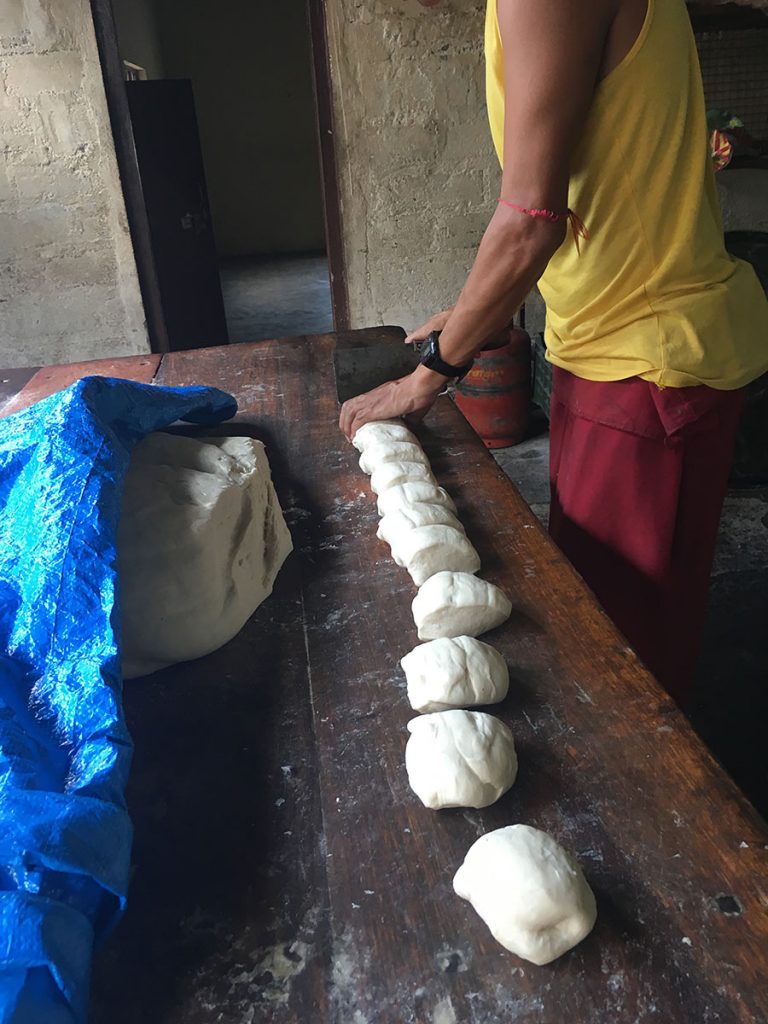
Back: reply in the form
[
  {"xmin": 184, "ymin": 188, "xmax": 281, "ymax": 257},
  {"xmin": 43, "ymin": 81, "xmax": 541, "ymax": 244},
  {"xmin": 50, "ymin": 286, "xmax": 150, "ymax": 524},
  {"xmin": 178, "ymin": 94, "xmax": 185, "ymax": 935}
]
[{"xmin": 688, "ymin": 2, "xmax": 768, "ymax": 32}]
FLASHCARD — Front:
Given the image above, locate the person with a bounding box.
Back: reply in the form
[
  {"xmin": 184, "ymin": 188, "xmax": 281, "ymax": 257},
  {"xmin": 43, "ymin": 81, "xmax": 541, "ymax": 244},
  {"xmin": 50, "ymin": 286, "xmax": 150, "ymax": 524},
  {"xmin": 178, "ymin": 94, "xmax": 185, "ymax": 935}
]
[{"xmin": 338, "ymin": 0, "xmax": 768, "ymax": 706}]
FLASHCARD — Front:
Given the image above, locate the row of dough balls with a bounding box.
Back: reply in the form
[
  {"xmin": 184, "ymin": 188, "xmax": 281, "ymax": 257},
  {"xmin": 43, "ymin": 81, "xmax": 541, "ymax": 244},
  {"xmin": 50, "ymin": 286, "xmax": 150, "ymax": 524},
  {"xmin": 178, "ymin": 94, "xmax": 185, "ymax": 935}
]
[
  {"xmin": 352, "ymin": 420, "xmax": 597, "ymax": 965},
  {"xmin": 354, "ymin": 419, "xmax": 518, "ymax": 810}
]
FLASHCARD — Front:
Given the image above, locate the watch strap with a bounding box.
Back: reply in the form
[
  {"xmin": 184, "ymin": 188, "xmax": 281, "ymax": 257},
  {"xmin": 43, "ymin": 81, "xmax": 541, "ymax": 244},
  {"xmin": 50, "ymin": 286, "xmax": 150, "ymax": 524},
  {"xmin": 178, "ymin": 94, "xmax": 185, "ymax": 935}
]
[{"xmin": 420, "ymin": 332, "xmax": 473, "ymax": 380}]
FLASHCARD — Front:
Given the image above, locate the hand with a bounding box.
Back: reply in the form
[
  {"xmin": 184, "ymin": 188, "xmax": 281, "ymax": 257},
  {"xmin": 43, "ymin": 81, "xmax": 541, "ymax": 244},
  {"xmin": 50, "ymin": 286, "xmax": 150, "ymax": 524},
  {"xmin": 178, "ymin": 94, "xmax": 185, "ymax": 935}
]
[
  {"xmin": 339, "ymin": 366, "xmax": 447, "ymax": 441},
  {"xmin": 404, "ymin": 308, "xmax": 454, "ymax": 346}
]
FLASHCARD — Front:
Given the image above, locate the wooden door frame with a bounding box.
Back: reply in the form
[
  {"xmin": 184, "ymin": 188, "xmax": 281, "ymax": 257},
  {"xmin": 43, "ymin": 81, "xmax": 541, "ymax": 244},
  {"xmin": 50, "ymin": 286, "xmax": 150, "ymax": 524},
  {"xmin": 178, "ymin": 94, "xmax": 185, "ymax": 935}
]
[
  {"xmin": 307, "ymin": 0, "xmax": 350, "ymax": 331},
  {"xmin": 90, "ymin": 0, "xmax": 169, "ymax": 354}
]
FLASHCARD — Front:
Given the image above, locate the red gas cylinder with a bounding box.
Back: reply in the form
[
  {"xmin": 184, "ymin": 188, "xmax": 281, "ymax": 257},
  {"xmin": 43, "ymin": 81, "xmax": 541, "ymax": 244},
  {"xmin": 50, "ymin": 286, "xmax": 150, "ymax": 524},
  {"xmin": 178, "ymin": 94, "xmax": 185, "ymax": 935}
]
[{"xmin": 453, "ymin": 327, "xmax": 532, "ymax": 448}]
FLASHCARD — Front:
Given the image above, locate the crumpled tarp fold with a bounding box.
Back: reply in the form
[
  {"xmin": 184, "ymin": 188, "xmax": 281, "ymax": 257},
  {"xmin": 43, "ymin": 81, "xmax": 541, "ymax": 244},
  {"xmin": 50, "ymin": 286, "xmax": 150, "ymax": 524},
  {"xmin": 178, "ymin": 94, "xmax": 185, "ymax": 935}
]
[{"xmin": 0, "ymin": 376, "xmax": 237, "ymax": 1023}]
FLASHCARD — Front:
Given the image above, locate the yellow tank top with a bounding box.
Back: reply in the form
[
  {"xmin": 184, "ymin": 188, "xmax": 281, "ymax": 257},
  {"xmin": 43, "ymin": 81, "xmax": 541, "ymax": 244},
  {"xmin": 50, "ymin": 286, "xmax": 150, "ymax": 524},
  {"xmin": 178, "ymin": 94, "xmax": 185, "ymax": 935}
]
[{"xmin": 485, "ymin": 0, "xmax": 768, "ymax": 389}]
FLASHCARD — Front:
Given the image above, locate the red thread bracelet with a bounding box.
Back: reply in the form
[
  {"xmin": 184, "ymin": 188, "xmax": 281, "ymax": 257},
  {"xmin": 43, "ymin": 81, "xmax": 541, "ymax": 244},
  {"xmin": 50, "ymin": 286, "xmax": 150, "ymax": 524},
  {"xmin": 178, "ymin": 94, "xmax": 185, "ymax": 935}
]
[{"xmin": 498, "ymin": 199, "xmax": 589, "ymax": 254}]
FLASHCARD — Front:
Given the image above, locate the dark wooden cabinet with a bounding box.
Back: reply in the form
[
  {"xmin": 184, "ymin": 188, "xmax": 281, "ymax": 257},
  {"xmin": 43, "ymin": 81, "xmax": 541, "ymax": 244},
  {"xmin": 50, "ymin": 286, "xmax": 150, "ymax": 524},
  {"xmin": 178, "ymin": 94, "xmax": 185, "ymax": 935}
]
[{"xmin": 126, "ymin": 80, "xmax": 228, "ymax": 351}]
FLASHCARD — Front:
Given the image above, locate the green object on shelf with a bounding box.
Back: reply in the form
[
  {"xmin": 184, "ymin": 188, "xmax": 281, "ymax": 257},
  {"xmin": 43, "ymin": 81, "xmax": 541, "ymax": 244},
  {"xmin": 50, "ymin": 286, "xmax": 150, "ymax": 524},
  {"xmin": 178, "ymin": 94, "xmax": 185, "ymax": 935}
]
[{"xmin": 706, "ymin": 108, "xmax": 744, "ymax": 132}]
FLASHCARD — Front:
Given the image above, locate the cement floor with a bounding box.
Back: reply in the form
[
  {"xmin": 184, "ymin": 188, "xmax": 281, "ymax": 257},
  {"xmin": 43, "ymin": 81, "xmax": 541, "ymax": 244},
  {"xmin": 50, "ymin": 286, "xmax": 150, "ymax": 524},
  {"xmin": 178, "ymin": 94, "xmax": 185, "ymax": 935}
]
[
  {"xmin": 494, "ymin": 430, "xmax": 768, "ymax": 819},
  {"xmin": 219, "ymin": 253, "xmax": 333, "ymax": 344}
]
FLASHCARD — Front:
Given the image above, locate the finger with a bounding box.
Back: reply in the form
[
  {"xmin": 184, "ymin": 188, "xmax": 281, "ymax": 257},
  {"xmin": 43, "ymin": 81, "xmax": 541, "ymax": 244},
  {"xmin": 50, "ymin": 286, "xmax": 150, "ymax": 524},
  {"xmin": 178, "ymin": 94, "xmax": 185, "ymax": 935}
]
[
  {"xmin": 347, "ymin": 403, "xmax": 363, "ymax": 441},
  {"xmin": 404, "ymin": 326, "xmax": 430, "ymax": 345},
  {"xmin": 339, "ymin": 398, "xmax": 357, "ymax": 439},
  {"xmin": 350, "ymin": 407, "xmax": 370, "ymax": 441}
]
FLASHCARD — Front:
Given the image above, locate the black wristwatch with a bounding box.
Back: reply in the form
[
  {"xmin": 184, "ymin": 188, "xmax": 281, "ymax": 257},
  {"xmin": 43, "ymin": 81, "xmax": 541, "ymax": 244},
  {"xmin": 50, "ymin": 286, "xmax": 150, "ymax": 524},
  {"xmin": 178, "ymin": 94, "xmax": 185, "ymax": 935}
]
[{"xmin": 418, "ymin": 331, "xmax": 473, "ymax": 381}]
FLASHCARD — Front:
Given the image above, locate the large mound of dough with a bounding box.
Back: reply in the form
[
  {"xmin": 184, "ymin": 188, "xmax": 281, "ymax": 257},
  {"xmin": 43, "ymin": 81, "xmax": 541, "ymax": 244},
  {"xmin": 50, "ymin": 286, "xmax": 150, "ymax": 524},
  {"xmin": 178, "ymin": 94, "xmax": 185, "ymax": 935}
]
[
  {"xmin": 390, "ymin": 525, "xmax": 480, "ymax": 585},
  {"xmin": 412, "ymin": 571, "xmax": 512, "ymax": 639},
  {"xmin": 453, "ymin": 825, "xmax": 598, "ymax": 965},
  {"xmin": 352, "ymin": 420, "xmax": 417, "ymax": 452},
  {"xmin": 370, "ymin": 460, "xmax": 435, "ymax": 495},
  {"xmin": 377, "ymin": 481, "xmax": 457, "ymax": 518},
  {"xmin": 401, "ymin": 636, "xmax": 509, "ymax": 712},
  {"xmin": 405, "ymin": 710, "xmax": 517, "ymax": 809},
  {"xmin": 359, "ymin": 440, "xmax": 430, "ymax": 476},
  {"xmin": 118, "ymin": 433, "xmax": 292, "ymax": 678}
]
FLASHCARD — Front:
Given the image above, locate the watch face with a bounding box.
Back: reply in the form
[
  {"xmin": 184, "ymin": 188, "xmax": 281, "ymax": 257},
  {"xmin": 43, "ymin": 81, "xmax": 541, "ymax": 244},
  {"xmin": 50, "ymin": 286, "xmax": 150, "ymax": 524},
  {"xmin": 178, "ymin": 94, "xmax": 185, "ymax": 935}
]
[{"xmin": 422, "ymin": 332, "xmax": 441, "ymax": 367}]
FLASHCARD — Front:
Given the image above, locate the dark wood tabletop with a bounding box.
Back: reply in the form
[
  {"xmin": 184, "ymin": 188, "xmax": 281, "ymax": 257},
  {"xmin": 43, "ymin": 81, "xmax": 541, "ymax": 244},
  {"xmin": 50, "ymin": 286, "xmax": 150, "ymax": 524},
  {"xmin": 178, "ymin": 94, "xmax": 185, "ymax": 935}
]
[{"xmin": 3, "ymin": 329, "xmax": 767, "ymax": 1024}]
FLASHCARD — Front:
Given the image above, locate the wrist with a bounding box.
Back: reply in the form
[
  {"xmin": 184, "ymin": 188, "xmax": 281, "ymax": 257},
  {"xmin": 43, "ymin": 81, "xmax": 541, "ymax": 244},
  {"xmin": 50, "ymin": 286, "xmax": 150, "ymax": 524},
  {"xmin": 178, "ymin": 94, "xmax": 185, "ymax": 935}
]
[{"xmin": 411, "ymin": 363, "xmax": 450, "ymax": 395}]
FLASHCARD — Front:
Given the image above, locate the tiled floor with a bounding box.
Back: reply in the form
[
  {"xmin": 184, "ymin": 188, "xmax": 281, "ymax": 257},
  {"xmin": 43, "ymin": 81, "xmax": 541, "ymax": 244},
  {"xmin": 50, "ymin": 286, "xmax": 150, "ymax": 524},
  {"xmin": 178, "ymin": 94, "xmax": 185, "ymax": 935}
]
[{"xmin": 219, "ymin": 253, "xmax": 333, "ymax": 344}]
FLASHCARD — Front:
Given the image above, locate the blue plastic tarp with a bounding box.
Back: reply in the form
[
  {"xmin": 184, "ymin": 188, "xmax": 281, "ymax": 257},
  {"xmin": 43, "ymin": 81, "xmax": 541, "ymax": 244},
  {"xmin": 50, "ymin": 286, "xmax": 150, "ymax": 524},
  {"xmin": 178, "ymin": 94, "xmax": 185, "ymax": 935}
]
[{"xmin": 0, "ymin": 376, "xmax": 237, "ymax": 1023}]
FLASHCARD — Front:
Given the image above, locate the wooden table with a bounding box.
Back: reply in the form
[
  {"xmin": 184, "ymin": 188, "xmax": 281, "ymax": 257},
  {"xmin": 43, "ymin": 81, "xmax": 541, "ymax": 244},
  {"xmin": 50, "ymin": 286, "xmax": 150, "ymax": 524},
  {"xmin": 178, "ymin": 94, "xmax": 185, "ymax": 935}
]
[{"xmin": 3, "ymin": 329, "xmax": 767, "ymax": 1024}]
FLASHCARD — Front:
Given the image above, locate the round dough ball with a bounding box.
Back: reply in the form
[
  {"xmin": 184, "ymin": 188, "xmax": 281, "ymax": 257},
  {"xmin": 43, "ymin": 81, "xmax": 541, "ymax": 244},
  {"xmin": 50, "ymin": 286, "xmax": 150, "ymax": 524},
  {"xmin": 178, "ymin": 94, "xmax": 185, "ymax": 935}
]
[
  {"xmin": 359, "ymin": 440, "xmax": 430, "ymax": 476},
  {"xmin": 377, "ymin": 503, "xmax": 465, "ymax": 548},
  {"xmin": 401, "ymin": 636, "xmax": 509, "ymax": 713},
  {"xmin": 370, "ymin": 460, "xmax": 435, "ymax": 496},
  {"xmin": 377, "ymin": 482, "xmax": 457, "ymax": 518},
  {"xmin": 405, "ymin": 710, "xmax": 517, "ymax": 809},
  {"xmin": 412, "ymin": 571, "xmax": 512, "ymax": 640},
  {"xmin": 453, "ymin": 825, "xmax": 598, "ymax": 965},
  {"xmin": 390, "ymin": 525, "xmax": 480, "ymax": 585},
  {"xmin": 352, "ymin": 420, "xmax": 417, "ymax": 452}
]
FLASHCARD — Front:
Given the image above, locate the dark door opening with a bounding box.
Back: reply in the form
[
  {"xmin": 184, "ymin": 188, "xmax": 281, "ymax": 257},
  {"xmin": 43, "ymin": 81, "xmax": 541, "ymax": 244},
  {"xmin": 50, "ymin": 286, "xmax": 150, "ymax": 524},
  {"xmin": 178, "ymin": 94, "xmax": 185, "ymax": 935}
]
[
  {"xmin": 92, "ymin": 0, "xmax": 344, "ymax": 352},
  {"xmin": 126, "ymin": 78, "xmax": 228, "ymax": 350}
]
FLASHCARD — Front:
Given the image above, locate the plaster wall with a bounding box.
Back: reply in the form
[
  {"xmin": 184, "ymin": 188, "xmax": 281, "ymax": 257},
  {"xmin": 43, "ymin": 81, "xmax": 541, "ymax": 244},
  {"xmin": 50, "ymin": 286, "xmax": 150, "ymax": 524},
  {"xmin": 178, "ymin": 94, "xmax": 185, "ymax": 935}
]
[
  {"xmin": 325, "ymin": 0, "xmax": 501, "ymax": 334},
  {"xmin": 0, "ymin": 0, "xmax": 149, "ymax": 368},
  {"xmin": 156, "ymin": 0, "xmax": 325, "ymax": 258}
]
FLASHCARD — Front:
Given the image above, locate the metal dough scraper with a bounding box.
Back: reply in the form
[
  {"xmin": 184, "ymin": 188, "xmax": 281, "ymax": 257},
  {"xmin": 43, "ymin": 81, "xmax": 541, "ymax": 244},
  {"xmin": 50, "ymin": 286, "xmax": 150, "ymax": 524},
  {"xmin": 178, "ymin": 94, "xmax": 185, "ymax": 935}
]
[{"xmin": 333, "ymin": 326, "xmax": 421, "ymax": 404}]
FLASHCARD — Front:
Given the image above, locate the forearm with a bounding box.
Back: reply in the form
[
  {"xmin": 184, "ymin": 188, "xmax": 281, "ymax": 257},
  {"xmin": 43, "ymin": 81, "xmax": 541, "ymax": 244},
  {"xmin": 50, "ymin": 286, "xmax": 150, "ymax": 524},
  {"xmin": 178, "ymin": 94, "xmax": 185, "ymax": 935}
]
[
  {"xmin": 435, "ymin": 205, "xmax": 565, "ymax": 366},
  {"xmin": 339, "ymin": 209, "xmax": 565, "ymax": 437}
]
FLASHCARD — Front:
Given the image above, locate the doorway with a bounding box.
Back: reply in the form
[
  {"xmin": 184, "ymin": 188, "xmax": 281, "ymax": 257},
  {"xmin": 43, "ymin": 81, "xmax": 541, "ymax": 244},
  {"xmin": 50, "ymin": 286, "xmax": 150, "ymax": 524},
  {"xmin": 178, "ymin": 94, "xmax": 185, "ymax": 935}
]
[{"xmin": 92, "ymin": 0, "xmax": 343, "ymax": 351}]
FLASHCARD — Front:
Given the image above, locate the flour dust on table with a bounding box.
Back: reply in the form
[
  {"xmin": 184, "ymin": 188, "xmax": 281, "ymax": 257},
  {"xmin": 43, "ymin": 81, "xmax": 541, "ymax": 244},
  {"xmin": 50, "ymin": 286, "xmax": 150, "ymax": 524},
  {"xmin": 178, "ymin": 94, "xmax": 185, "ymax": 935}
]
[{"xmin": 119, "ymin": 433, "xmax": 292, "ymax": 678}]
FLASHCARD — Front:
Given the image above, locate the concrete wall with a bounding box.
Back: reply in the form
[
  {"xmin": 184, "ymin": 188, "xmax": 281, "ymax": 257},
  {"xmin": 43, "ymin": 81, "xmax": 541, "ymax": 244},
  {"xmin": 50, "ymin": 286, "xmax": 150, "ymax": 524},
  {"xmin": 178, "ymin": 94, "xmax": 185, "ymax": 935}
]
[
  {"xmin": 110, "ymin": 0, "xmax": 165, "ymax": 79},
  {"xmin": 0, "ymin": 0, "xmax": 149, "ymax": 369},
  {"xmin": 325, "ymin": 0, "xmax": 501, "ymax": 333},
  {"xmin": 155, "ymin": 0, "xmax": 325, "ymax": 258}
]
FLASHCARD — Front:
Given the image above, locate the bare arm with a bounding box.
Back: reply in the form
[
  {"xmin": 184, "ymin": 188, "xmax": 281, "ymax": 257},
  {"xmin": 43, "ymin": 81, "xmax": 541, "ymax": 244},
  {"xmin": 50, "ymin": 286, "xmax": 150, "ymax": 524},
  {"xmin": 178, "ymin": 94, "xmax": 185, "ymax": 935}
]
[{"xmin": 340, "ymin": 0, "xmax": 614, "ymax": 439}]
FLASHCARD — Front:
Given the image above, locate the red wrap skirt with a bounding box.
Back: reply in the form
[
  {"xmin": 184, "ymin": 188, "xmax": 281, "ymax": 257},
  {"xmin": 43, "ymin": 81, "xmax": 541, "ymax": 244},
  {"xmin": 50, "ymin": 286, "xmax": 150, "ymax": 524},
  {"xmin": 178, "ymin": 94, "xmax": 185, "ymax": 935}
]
[{"xmin": 548, "ymin": 366, "xmax": 743, "ymax": 706}]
